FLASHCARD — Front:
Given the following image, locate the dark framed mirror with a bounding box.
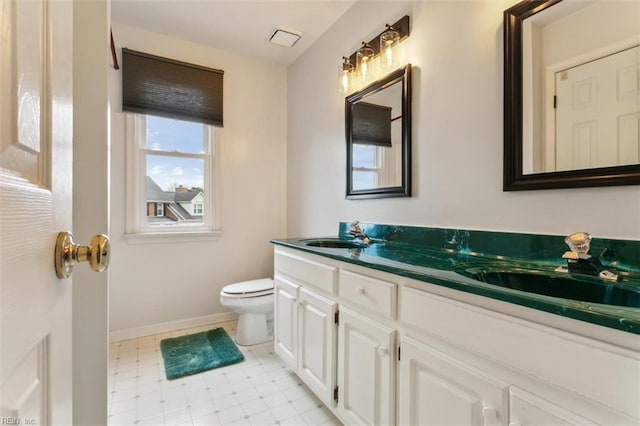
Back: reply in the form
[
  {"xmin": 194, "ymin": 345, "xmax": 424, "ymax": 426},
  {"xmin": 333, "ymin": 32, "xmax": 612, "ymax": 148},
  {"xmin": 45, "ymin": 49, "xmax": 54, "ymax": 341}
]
[
  {"xmin": 504, "ymin": 0, "xmax": 640, "ymax": 191},
  {"xmin": 346, "ymin": 65, "xmax": 411, "ymax": 199}
]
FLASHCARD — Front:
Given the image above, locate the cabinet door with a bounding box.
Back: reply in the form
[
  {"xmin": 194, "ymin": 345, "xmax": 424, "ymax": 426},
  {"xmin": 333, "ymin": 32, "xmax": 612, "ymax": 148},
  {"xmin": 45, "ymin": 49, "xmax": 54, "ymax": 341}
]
[
  {"xmin": 508, "ymin": 386, "xmax": 596, "ymax": 426},
  {"xmin": 298, "ymin": 287, "xmax": 338, "ymax": 405},
  {"xmin": 399, "ymin": 336, "xmax": 506, "ymax": 426},
  {"xmin": 274, "ymin": 277, "xmax": 299, "ymax": 369},
  {"xmin": 337, "ymin": 307, "xmax": 396, "ymax": 426}
]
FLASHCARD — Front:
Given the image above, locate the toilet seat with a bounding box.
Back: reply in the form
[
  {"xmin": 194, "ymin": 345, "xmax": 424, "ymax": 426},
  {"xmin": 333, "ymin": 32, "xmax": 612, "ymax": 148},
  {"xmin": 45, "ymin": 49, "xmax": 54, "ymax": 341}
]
[{"xmin": 221, "ymin": 278, "xmax": 273, "ymax": 298}]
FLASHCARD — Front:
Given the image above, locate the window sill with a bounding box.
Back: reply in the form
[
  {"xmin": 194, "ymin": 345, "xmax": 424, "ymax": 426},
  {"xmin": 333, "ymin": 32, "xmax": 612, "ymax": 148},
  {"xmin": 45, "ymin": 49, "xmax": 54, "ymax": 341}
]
[{"xmin": 124, "ymin": 230, "xmax": 222, "ymax": 244}]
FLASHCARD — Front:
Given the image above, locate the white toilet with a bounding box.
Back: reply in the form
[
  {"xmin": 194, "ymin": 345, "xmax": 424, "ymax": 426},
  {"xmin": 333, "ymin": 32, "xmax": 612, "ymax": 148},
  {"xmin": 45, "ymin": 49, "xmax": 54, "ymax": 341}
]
[{"xmin": 220, "ymin": 278, "xmax": 274, "ymax": 346}]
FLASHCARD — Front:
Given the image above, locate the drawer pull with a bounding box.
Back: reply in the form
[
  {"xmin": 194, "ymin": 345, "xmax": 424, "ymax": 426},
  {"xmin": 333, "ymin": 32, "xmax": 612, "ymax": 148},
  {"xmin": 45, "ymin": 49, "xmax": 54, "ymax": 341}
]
[
  {"xmin": 377, "ymin": 346, "xmax": 388, "ymax": 356},
  {"xmin": 357, "ymin": 286, "xmax": 366, "ymax": 295}
]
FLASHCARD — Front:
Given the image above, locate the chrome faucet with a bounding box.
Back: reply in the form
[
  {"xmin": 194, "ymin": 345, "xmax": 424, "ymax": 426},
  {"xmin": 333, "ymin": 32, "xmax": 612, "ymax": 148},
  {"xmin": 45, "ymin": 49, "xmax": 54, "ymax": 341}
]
[
  {"xmin": 348, "ymin": 221, "xmax": 371, "ymax": 244},
  {"xmin": 556, "ymin": 232, "xmax": 619, "ymax": 282}
]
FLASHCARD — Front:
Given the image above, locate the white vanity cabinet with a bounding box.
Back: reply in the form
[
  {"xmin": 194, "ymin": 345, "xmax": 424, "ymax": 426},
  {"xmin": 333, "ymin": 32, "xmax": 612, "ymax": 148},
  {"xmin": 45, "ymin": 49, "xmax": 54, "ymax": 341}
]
[
  {"xmin": 397, "ymin": 325, "xmax": 598, "ymax": 426},
  {"xmin": 274, "ymin": 274, "xmax": 337, "ymax": 405},
  {"xmin": 400, "ymin": 285, "xmax": 639, "ymax": 426},
  {"xmin": 274, "ymin": 252, "xmax": 338, "ymax": 406},
  {"xmin": 273, "ymin": 246, "xmax": 640, "ymax": 426},
  {"xmin": 335, "ymin": 268, "xmax": 398, "ymax": 425},
  {"xmin": 274, "ymin": 248, "xmax": 398, "ymax": 425}
]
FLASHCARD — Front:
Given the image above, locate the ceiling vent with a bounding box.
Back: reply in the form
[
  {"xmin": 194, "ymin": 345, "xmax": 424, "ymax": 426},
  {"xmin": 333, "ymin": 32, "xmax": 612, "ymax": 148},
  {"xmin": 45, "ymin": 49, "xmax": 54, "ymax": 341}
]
[{"xmin": 268, "ymin": 28, "xmax": 302, "ymax": 48}]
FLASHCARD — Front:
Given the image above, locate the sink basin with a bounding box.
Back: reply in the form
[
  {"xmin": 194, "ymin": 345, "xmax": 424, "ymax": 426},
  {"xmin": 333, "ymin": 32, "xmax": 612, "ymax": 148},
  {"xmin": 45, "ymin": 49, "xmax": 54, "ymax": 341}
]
[
  {"xmin": 455, "ymin": 264, "xmax": 640, "ymax": 308},
  {"xmin": 300, "ymin": 238, "xmax": 369, "ymax": 249}
]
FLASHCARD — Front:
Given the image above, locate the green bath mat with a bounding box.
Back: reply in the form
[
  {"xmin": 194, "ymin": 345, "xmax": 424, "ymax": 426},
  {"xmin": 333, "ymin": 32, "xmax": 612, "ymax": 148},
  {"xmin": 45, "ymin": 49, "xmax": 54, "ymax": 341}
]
[{"xmin": 160, "ymin": 328, "xmax": 244, "ymax": 380}]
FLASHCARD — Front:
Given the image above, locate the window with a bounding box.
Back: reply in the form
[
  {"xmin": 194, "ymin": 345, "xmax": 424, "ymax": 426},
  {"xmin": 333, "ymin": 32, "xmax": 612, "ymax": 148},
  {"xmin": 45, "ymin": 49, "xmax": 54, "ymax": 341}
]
[
  {"xmin": 126, "ymin": 114, "xmax": 218, "ymax": 237},
  {"xmin": 352, "ymin": 144, "xmax": 380, "ymax": 190}
]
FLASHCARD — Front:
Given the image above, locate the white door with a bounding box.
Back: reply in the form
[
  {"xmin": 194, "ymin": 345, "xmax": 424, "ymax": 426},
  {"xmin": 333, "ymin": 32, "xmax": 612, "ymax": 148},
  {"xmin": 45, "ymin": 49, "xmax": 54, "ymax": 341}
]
[
  {"xmin": 555, "ymin": 45, "xmax": 640, "ymax": 171},
  {"xmin": 336, "ymin": 307, "xmax": 395, "ymax": 426},
  {"xmin": 298, "ymin": 287, "xmax": 337, "ymax": 405},
  {"xmin": 2, "ymin": 0, "xmax": 76, "ymax": 423},
  {"xmin": 274, "ymin": 277, "xmax": 299, "ymax": 369},
  {"xmin": 398, "ymin": 336, "xmax": 506, "ymax": 426}
]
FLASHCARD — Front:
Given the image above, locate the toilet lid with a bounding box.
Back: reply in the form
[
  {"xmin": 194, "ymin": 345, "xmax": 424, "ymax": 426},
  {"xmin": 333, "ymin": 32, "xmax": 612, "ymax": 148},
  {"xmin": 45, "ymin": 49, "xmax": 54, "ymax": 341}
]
[{"xmin": 222, "ymin": 278, "xmax": 273, "ymax": 296}]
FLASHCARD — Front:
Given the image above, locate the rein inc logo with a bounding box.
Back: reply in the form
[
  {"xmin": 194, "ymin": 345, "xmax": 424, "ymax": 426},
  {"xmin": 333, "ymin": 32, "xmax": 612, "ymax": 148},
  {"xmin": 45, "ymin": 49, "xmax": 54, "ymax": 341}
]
[{"xmin": 1, "ymin": 418, "xmax": 36, "ymax": 425}]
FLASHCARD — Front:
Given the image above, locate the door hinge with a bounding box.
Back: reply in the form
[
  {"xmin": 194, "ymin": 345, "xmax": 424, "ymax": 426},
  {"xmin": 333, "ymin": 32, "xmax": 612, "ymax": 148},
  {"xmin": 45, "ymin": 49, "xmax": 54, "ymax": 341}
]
[
  {"xmin": 334, "ymin": 310, "xmax": 339, "ymax": 325},
  {"xmin": 334, "ymin": 386, "xmax": 339, "ymax": 402},
  {"xmin": 398, "ymin": 345, "xmax": 401, "ymax": 361},
  {"xmin": 553, "ymin": 95, "xmax": 557, "ymax": 109}
]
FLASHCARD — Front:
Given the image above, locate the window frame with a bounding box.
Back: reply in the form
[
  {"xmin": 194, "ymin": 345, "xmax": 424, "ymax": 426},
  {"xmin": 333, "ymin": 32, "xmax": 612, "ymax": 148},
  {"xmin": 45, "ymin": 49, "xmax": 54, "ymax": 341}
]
[{"xmin": 125, "ymin": 114, "xmax": 221, "ymax": 243}]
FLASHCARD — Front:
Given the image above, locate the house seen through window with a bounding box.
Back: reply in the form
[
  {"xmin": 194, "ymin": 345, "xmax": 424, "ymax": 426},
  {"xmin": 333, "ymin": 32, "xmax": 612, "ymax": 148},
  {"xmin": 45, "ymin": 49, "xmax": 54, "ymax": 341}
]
[
  {"xmin": 144, "ymin": 115, "xmax": 210, "ymax": 228},
  {"xmin": 127, "ymin": 114, "xmax": 215, "ymax": 233}
]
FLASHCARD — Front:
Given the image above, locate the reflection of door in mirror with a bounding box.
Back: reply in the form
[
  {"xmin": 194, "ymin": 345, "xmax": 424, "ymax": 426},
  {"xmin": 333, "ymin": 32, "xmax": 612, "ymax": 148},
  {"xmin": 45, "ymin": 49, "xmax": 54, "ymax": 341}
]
[
  {"xmin": 556, "ymin": 46, "xmax": 639, "ymax": 171},
  {"xmin": 522, "ymin": 0, "xmax": 640, "ymax": 174},
  {"xmin": 351, "ymin": 81, "xmax": 403, "ymax": 190}
]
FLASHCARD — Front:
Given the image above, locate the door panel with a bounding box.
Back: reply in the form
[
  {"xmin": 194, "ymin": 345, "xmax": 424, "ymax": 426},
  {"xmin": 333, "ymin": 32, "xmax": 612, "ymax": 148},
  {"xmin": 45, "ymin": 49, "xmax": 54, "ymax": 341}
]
[
  {"xmin": 274, "ymin": 277, "xmax": 299, "ymax": 369},
  {"xmin": 0, "ymin": 344, "xmax": 46, "ymax": 423},
  {"xmin": 298, "ymin": 287, "xmax": 337, "ymax": 405},
  {"xmin": 399, "ymin": 336, "xmax": 506, "ymax": 426},
  {"xmin": 337, "ymin": 307, "xmax": 395, "ymax": 426},
  {"xmin": 0, "ymin": 0, "xmax": 44, "ymax": 182},
  {"xmin": 0, "ymin": 0, "xmax": 73, "ymax": 423}
]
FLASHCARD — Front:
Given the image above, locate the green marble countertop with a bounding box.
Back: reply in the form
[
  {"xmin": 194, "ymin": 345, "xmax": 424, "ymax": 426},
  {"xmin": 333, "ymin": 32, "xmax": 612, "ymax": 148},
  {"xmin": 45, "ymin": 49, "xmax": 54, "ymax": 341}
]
[{"xmin": 271, "ymin": 236, "xmax": 640, "ymax": 335}]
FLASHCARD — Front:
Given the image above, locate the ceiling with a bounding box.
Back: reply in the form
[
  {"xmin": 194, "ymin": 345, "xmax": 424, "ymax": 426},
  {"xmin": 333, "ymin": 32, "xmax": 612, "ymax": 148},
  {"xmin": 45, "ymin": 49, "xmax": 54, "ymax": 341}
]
[{"xmin": 111, "ymin": 0, "xmax": 356, "ymax": 66}]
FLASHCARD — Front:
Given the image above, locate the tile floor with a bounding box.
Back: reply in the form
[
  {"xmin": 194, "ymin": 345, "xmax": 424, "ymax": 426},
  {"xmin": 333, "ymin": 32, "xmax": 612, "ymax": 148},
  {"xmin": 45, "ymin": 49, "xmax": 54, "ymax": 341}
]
[{"xmin": 108, "ymin": 321, "xmax": 342, "ymax": 426}]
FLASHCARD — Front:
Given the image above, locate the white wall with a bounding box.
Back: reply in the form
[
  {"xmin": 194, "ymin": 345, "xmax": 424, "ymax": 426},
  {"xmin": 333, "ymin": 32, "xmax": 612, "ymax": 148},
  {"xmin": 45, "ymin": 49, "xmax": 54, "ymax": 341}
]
[
  {"xmin": 287, "ymin": 0, "xmax": 640, "ymax": 241},
  {"xmin": 542, "ymin": 1, "xmax": 639, "ymax": 66},
  {"xmin": 109, "ymin": 23, "xmax": 287, "ymax": 333}
]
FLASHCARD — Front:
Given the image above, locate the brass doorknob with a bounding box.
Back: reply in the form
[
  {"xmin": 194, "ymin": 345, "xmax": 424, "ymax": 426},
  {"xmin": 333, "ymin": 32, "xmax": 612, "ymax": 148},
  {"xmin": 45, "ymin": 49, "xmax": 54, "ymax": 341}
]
[{"xmin": 55, "ymin": 232, "xmax": 110, "ymax": 279}]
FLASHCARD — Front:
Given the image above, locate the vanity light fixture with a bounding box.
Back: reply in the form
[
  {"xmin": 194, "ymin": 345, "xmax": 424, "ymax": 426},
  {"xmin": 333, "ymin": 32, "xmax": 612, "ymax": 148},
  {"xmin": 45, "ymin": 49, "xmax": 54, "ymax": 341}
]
[
  {"xmin": 338, "ymin": 56, "xmax": 354, "ymax": 94},
  {"xmin": 338, "ymin": 15, "xmax": 410, "ymax": 94}
]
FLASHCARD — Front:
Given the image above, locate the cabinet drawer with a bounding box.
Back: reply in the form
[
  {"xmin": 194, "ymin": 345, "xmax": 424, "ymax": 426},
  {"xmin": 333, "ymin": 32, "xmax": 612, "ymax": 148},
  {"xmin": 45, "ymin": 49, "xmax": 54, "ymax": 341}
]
[
  {"xmin": 338, "ymin": 269, "xmax": 397, "ymax": 319},
  {"xmin": 275, "ymin": 251, "xmax": 336, "ymax": 294}
]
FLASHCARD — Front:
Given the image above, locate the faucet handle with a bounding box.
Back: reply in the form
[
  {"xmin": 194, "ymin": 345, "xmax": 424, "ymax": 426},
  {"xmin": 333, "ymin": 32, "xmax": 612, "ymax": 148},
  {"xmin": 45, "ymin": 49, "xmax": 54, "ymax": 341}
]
[
  {"xmin": 349, "ymin": 221, "xmax": 363, "ymax": 234},
  {"xmin": 599, "ymin": 270, "xmax": 620, "ymax": 282},
  {"xmin": 564, "ymin": 232, "xmax": 592, "ymax": 255}
]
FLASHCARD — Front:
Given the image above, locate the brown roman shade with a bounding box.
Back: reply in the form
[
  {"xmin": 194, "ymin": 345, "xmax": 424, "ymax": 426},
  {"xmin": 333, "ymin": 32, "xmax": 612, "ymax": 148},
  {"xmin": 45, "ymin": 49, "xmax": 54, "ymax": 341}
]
[
  {"xmin": 351, "ymin": 102, "xmax": 392, "ymax": 147},
  {"xmin": 122, "ymin": 48, "xmax": 224, "ymax": 127}
]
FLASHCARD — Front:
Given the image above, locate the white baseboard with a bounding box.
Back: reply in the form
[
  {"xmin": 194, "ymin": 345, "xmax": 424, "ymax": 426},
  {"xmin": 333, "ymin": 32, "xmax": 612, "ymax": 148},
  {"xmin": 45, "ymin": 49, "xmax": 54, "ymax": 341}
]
[{"xmin": 109, "ymin": 312, "xmax": 238, "ymax": 342}]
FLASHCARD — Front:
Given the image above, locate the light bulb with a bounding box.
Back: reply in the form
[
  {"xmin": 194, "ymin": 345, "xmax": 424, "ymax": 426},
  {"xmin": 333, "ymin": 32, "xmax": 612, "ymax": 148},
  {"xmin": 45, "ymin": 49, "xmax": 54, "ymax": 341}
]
[
  {"xmin": 356, "ymin": 42, "xmax": 374, "ymax": 82},
  {"xmin": 380, "ymin": 25, "xmax": 400, "ymax": 70},
  {"xmin": 338, "ymin": 56, "xmax": 354, "ymax": 94}
]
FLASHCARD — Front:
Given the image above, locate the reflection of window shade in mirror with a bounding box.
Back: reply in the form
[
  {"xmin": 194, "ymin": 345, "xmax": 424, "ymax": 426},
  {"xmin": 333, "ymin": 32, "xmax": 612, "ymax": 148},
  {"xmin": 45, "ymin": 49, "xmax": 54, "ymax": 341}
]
[{"xmin": 351, "ymin": 102, "xmax": 392, "ymax": 147}]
